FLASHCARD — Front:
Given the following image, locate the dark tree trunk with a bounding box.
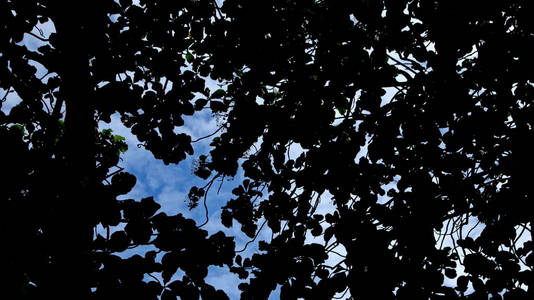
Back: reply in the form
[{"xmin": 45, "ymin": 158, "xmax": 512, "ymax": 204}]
[{"xmin": 46, "ymin": 4, "xmax": 96, "ymax": 298}]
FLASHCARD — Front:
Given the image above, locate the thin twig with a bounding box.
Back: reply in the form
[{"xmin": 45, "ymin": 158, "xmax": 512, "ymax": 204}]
[
  {"xmin": 41, "ymin": 98, "xmax": 51, "ymax": 114},
  {"xmin": 212, "ymin": 0, "xmax": 224, "ymax": 18},
  {"xmin": 191, "ymin": 125, "xmax": 225, "ymax": 143},
  {"xmin": 466, "ymin": 218, "xmax": 480, "ymax": 239},
  {"xmin": 163, "ymin": 78, "xmax": 169, "ymax": 91},
  {"xmin": 197, "ymin": 174, "xmax": 221, "ymax": 228},
  {"xmin": 439, "ymin": 218, "xmax": 452, "ymax": 249},
  {"xmin": 34, "ymin": 26, "xmax": 44, "ymax": 37},
  {"xmin": 236, "ymin": 219, "xmax": 267, "ymax": 253},
  {"xmin": 1, "ymin": 87, "xmax": 12, "ymax": 102},
  {"xmin": 197, "ymin": 180, "xmax": 215, "ymax": 228},
  {"xmin": 39, "ymin": 71, "xmax": 51, "ymax": 81},
  {"xmin": 105, "ymin": 167, "xmax": 125, "ymax": 179},
  {"xmin": 147, "ymin": 273, "xmax": 162, "ymax": 285},
  {"xmin": 333, "ymin": 287, "xmax": 349, "ymax": 299},
  {"xmin": 27, "ymin": 31, "xmax": 49, "ymax": 42},
  {"xmin": 387, "ymin": 54, "xmax": 418, "ymax": 75},
  {"xmin": 327, "ymin": 249, "xmax": 346, "ymax": 258},
  {"xmin": 216, "ymin": 175, "xmax": 226, "ymax": 194}
]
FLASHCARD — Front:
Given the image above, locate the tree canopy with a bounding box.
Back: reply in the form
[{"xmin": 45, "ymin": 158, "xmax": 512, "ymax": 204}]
[{"xmin": 2, "ymin": 0, "xmax": 534, "ymax": 299}]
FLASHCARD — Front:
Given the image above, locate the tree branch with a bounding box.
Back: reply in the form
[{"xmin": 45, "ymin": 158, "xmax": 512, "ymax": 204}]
[
  {"xmin": 27, "ymin": 31, "xmax": 50, "ymax": 42},
  {"xmin": 191, "ymin": 125, "xmax": 225, "ymax": 143}
]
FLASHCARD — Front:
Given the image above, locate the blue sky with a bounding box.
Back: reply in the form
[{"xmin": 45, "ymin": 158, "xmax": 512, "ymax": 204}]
[
  {"xmin": 0, "ymin": 14, "xmax": 349, "ymax": 298},
  {"xmin": 1, "ymin": 20, "xmax": 259, "ymax": 298},
  {"xmin": 5, "ymin": 10, "xmax": 532, "ymax": 299},
  {"xmin": 102, "ymin": 110, "xmax": 248, "ymax": 298}
]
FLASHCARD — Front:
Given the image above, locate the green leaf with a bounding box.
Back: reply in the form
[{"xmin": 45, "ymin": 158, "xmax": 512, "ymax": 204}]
[
  {"xmin": 336, "ymin": 97, "xmax": 350, "ymax": 115},
  {"xmin": 336, "ymin": 106, "xmax": 347, "ymax": 115},
  {"xmin": 186, "ymin": 52, "xmax": 194, "ymax": 63},
  {"xmin": 113, "ymin": 134, "xmax": 126, "ymax": 142},
  {"xmin": 210, "ymin": 89, "xmax": 226, "ymax": 99},
  {"xmin": 117, "ymin": 143, "xmax": 128, "ymax": 153},
  {"xmin": 10, "ymin": 124, "xmax": 25, "ymax": 135},
  {"xmin": 102, "ymin": 128, "xmax": 113, "ymax": 136}
]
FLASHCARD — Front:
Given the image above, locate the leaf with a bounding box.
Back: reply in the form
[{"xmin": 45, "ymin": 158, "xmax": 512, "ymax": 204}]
[
  {"xmin": 210, "ymin": 89, "xmax": 226, "ymax": 99},
  {"xmin": 119, "ymin": 0, "xmax": 132, "ymax": 7},
  {"xmin": 210, "ymin": 101, "xmax": 226, "ymax": 113},
  {"xmin": 141, "ymin": 196, "xmax": 161, "ymax": 217},
  {"xmin": 111, "ymin": 172, "xmax": 137, "ymax": 195},
  {"xmin": 10, "ymin": 124, "xmax": 25, "ymax": 135},
  {"xmin": 113, "ymin": 134, "xmax": 126, "ymax": 142},
  {"xmin": 336, "ymin": 106, "xmax": 347, "ymax": 116},
  {"xmin": 195, "ymin": 98, "xmax": 208, "ymax": 110},
  {"xmin": 117, "ymin": 143, "xmax": 128, "ymax": 153},
  {"xmin": 221, "ymin": 209, "xmax": 233, "ymax": 228},
  {"xmin": 125, "ymin": 220, "xmax": 152, "ymax": 244},
  {"xmin": 457, "ymin": 237, "xmax": 477, "ymax": 251},
  {"xmin": 444, "ymin": 268, "xmax": 456, "ymax": 279},
  {"xmin": 324, "ymin": 226, "xmax": 335, "ymax": 243},
  {"xmin": 102, "ymin": 128, "xmax": 113, "ymax": 136},
  {"xmin": 456, "ymin": 276, "xmax": 469, "ymax": 292},
  {"xmin": 186, "ymin": 52, "xmax": 195, "ymax": 63},
  {"xmin": 311, "ymin": 224, "xmax": 323, "ymax": 236},
  {"xmin": 109, "ymin": 231, "xmax": 129, "ymax": 252}
]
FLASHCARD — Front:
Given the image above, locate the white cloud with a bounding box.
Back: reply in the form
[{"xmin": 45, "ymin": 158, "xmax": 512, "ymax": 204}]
[
  {"xmin": 1, "ymin": 89, "xmax": 22, "ymax": 115},
  {"xmin": 206, "ymin": 266, "xmax": 241, "ymax": 299}
]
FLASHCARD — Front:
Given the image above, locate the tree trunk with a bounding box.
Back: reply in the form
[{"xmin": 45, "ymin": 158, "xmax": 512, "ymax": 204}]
[{"xmin": 46, "ymin": 4, "xmax": 96, "ymax": 298}]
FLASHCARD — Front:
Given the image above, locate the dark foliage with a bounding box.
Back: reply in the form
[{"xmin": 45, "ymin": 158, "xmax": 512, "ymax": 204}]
[{"xmin": 2, "ymin": 0, "xmax": 534, "ymax": 299}]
